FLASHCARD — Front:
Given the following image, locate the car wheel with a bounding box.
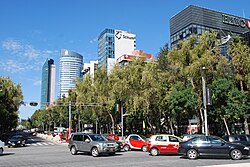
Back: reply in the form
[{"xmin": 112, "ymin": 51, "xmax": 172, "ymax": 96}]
[
  {"xmin": 150, "ymin": 148, "xmax": 159, "ymax": 156},
  {"xmin": 230, "ymin": 149, "xmax": 242, "ymax": 160},
  {"xmin": 124, "ymin": 145, "xmax": 130, "ymax": 152},
  {"xmin": 187, "ymin": 149, "xmax": 198, "ymax": 160},
  {"xmin": 91, "ymin": 147, "xmax": 99, "ymax": 157},
  {"xmin": 0, "ymin": 148, "xmax": 3, "ymax": 155},
  {"xmin": 70, "ymin": 146, "xmax": 78, "ymax": 155},
  {"xmin": 142, "ymin": 145, "xmax": 147, "ymax": 152}
]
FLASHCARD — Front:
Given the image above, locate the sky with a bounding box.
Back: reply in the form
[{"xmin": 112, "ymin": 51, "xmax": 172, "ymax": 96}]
[{"xmin": 0, "ymin": 0, "xmax": 250, "ymax": 120}]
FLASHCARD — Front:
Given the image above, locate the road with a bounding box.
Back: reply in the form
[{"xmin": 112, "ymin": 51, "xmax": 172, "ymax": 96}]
[{"xmin": 0, "ymin": 135, "xmax": 250, "ymax": 167}]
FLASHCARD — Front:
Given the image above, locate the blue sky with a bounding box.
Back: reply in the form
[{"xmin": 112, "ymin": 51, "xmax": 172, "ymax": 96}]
[{"xmin": 0, "ymin": 0, "xmax": 249, "ymax": 120}]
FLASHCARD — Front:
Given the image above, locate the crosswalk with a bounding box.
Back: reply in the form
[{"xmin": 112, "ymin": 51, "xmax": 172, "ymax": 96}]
[{"xmin": 25, "ymin": 141, "xmax": 57, "ymax": 147}]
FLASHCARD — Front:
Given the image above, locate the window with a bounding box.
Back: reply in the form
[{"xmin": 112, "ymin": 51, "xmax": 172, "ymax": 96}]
[
  {"xmin": 209, "ymin": 137, "xmax": 222, "ymax": 144},
  {"xmin": 169, "ymin": 136, "xmax": 179, "ymax": 142},
  {"xmin": 238, "ymin": 135, "xmax": 247, "ymax": 141},
  {"xmin": 155, "ymin": 135, "xmax": 168, "ymax": 142},
  {"xmin": 73, "ymin": 135, "xmax": 83, "ymax": 141},
  {"xmin": 130, "ymin": 136, "xmax": 140, "ymax": 140},
  {"xmin": 192, "ymin": 137, "xmax": 208, "ymax": 144}
]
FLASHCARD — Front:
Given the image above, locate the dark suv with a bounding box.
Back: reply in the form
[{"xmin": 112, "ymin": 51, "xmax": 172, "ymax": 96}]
[
  {"xmin": 223, "ymin": 134, "xmax": 250, "ymax": 146},
  {"xmin": 68, "ymin": 133, "xmax": 118, "ymax": 157}
]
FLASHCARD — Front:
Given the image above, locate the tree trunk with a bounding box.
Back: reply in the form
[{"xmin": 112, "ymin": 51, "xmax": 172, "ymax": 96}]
[
  {"xmin": 108, "ymin": 112, "xmax": 115, "ymax": 134},
  {"xmin": 244, "ymin": 117, "xmax": 249, "ymax": 134},
  {"xmin": 223, "ymin": 117, "xmax": 230, "ymax": 135},
  {"xmin": 170, "ymin": 118, "xmax": 174, "ymax": 135}
]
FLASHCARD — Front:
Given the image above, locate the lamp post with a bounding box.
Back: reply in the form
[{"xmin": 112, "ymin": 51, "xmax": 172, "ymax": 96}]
[
  {"xmin": 69, "ymin": 101, "xmax": 72, "ymax": 136},
  {"xmin": 201, "ymin": 67, "xmax": 208, "ymax": 136}
]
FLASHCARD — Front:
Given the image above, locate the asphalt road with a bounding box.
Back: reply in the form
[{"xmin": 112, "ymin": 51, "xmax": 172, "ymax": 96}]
[{"xmin": 0, "ymin": 135, "xmax": 250, "ymax": 167}]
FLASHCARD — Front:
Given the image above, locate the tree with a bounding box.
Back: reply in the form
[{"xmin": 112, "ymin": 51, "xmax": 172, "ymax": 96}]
[
  {"xmin": 0, "ymin": 77, "xmax": 23, "ymax": 133},
  {"xmin": 228, "ymin": 37, "xmax": 250, "ymax": 134}
]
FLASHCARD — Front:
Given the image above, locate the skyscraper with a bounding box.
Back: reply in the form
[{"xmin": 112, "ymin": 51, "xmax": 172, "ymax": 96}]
[
  {"xmin": 59, "ymin": 49, "xmax": 83, "ymax": 98},
  {"xmin": 41, "ymin": 59, "xmax": 56, "ymax": 109},
  {"xmin": 98, "ymin": 29, "xmax": 136, "ymax": 74}
]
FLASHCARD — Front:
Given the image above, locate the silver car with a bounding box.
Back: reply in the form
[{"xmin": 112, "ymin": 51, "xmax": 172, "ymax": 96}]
[{"xmin": 68, "ymin": 133, "xmax": 118, "ymax": 157}]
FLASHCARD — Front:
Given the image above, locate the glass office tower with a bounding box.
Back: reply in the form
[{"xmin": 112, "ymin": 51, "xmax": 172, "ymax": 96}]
[
  {"xmin": 41, "ymin": 59, "xmax": 56, "ymax": 109},
  {"xmin": 59, "ymin": 49, "xmax": 83, "ymax": 98},
  {"xmin": 170, "ymin": 5, "xmax": 250, "ymax": 54}
]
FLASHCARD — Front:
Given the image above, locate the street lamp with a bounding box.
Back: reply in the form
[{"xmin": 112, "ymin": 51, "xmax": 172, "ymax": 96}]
[{"xmin": 201, "ymin": 67, "xmax": 208, "ymax": 136}]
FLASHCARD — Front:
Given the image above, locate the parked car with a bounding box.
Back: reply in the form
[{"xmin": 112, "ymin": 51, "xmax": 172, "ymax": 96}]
[
  {"xmin": 0, "ymin": 140, "xmax": 4, "ymax": 155},
  {"xmin": 178, "ymin": 135, "xmax": 250, "ymax": 160},
  {"xmin": 7, "ymin": 135, "xmax": 26, "ymax": 147},
  {"xmin": 223, "ymin": 134, "xmax": 250, "ymax": 146},
  {"xmin": 147, "ymin": 134, "xmax": 182, "ymax": 156},
  {"xmin": 123, "ymin": 134, "xmax": 148, "ymax": 152},
  {"xmin": 68, "ymin": 133, "xmax": 118, "ymax": 157},
  {"xmin": 182, "ymin": 134, "xmax": 205, "ymax": 141}
]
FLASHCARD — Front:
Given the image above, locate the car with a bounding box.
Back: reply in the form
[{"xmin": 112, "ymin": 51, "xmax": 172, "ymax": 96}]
[
  {"xmin": 182, "ymin": 134, "xmax": 205, "ymax": 141},
  {"xmin": 147, "ymin": 134, "xmax": 182, "ymax": 156},
  {"xmin": 223, "ymin": 134, "xmax": 250, "ymax": 146},
  {"xmin": 0, "ymin": 140, "xmax": 4, "ymax": 155},
  {"xmin": 178, "ymin": 135, "xmax": 250, "ymax": 160},
  {"xmin": 7, "ymin": 135, "xmax": 26, "ymax": 147},
  {"xmin": 104, "ymin": 135, "xmax": 123, "ymax": 151},
  {"xmin": 123, "ymin": 134, "xmax": 148, "ymax": 152},
  {"xmin": 68, "ymin": 133, "xmax": 118, "ymax": 157}
]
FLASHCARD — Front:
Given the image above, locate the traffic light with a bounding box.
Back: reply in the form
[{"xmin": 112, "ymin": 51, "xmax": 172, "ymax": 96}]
[{"xmin": 30, "ymin": 102, "xmax": 38, "ymax": 106}]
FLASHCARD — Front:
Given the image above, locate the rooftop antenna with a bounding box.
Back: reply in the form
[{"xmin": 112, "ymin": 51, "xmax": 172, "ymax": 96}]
[{"xmin": 243, "ymin": 9, "xmax": 245, "ymax": 18}]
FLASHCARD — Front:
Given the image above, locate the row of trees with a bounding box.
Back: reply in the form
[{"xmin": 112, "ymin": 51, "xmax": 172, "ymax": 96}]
[
  {"xmin": 0, "ymin": 77, "xmax": 23, "ymax": 134},
  {"xmin": 31, "ymin": 32, "xmax": 250, "ymax": 136}
]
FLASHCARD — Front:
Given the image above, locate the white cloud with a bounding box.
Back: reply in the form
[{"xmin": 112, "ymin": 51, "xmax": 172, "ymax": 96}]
[
  {"xmin": 2, "ymin": 39, "xmax": 23, "ymax": 51},
  {"xmin": 0, "ymin": 39, "xmax": 58, "ymax": 73},
  {"xmin": 89, "ymin": 37, "xmax": 98, "ymax": 44},
  {"xmin": 33, "ymin": 80, "xmax": 41, "ymax": 86}
]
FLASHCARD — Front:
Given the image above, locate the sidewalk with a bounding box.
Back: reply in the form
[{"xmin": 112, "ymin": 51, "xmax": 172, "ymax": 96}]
[{"xmin": 36, "ymin": 133, "xmax": 68, "ymax": 145}]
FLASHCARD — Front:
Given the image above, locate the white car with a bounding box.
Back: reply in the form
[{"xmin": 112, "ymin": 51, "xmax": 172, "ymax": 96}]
[
  {"xmin": 0, "ymin": 140, "xmax": 4, "ymax": 155},
  {"xmin": 123, "ymin": 134, "xmax": 148, "ymax": 152}
]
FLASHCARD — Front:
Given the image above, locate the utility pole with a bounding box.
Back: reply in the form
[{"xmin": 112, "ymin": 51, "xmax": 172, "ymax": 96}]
[
  {"xmin": 121, "ymin": 102, "xmax": 124, "ymax": 140},
  {"xmin": 201, "ymin": 67, "xmax": 208, "ymax": 136},
  {"xmin": 69, "ymin": 101, "xmax": 72, "ymax": 136}
]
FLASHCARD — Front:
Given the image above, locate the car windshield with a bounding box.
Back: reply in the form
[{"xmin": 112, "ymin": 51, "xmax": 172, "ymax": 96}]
[
  {"xmin": 89, "ymin": 134, "xmax": 106, "ymax": 141},
  {"xmin": 11, "ymin": 135, "xmax": 22, "ymax": 139}
]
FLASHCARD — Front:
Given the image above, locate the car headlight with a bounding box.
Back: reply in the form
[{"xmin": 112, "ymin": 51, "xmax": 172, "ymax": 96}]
[
  {"xmin": 18, "ymin": 141, "xmax": 21, "ymax": 143},
  {"xmin": 244, "ymin": 147, "xmax": 250, "ymax": 150}
]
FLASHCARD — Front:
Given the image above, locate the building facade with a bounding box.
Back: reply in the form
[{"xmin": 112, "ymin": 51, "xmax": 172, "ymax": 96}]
[
  {"xmin": 59, "ymin": 49, "xmax": 83, "ymax": 98},
  {"xmin": 98, "ymin": 29, "xmax": 136, "ymax": 74},
  {"xmin": 40, "ymin": 59, "xmax": 56, "ymax": 109},
  {"xmin": 170, "ymin": 5, "xmax": 250, "ymax": 50},
  {"xmin": 82, "ymin": 60, "xmax": 98, "ymax": 78},
  {"xmin": 117, "ymin": 50, "xmax": 154, "ymax": 66}
]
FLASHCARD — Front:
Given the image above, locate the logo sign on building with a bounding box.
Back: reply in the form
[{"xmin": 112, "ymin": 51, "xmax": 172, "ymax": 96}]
[
  {"xmin": 222, "ymin": 14, "xmax": 246, "ymax": 28},
  {"xmin": 114, "ymin": 30, "xmax": 136, "ymax": 59},
  {"xmin": 246, "ymin": 20, "xmax": 250, "ymax": 29}
]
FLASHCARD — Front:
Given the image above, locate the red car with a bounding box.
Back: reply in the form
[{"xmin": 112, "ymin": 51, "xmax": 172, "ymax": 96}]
[
  {"xmin": 147, "ymin": 134, "xmax": 182, "ymax": 156},
  {"xmin": 123, "ymin": 134, "xmax": 148, "ymax": 152}
]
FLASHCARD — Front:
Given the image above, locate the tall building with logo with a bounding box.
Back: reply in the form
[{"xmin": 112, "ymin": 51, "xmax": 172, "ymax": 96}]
[
  {"xmin": 98, "ymin": 29, "xmax": 136, "ymax": 74},
  {"xmin": 59, "ymin": 49, "xmax": 83, "ymax": 98},
  {"xmin": 41, "ymin": 59, "xmax": 56, "ymax": 109},
  {"xmin": 170, "ymin": 5, "xmax": 250, "ymax": 53}
]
